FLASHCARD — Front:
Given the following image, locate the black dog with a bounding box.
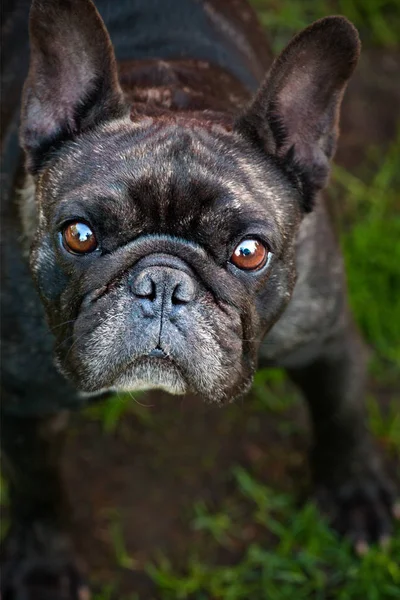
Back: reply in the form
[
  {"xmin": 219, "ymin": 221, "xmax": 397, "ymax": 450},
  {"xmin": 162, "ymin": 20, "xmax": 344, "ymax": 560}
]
[{"xmin": 1, "ymin": 0, "xmax": 398, "ymax": 597}]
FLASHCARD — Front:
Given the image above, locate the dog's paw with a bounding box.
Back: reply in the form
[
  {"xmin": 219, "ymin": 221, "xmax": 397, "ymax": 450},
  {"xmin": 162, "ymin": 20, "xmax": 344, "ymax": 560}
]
[
  {"xmin": 315, "ymin": 472, "xmax": 400, "ymax": 554},
  {"xmin": 0, "ymin": 522, "xmax": 90, "ymax": 600}
]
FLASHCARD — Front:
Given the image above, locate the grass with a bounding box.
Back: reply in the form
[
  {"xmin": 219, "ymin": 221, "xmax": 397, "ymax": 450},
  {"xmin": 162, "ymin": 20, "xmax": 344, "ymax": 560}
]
[
  {"xmin": 91, "ymin": 363, "xmax": 399, "ymax": 599},
  {"xmin": 146, "ymin": 470, "xmax": 400, "ymax": 600},
  {"xmin": 251, "ymin": 0, "xmax": 400, "ymax": 50},
  {"xmin": 333, "ymin": 134, "xmax": 400, "ymax": 370}
]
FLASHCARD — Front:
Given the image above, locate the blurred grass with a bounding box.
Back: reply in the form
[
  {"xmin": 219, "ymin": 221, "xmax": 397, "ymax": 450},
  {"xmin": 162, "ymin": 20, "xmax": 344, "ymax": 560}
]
[
  {"xmin": 146, "ymin": 469, "xmax": 400, "ymax": 600},
  {"xmin": 93, "ymin": 368, "xmax": 399, "ymax": 599},
  {"xmin": 333, "ymin": 133, "xmax": 400, "ymax": 371},
  {"xmin": 251, "ymin": 0, "xmax": 400, "ymax": 50}
]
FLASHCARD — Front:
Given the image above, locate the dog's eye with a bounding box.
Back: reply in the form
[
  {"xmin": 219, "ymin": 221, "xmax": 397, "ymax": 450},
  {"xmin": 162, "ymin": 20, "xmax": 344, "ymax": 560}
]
[
  {"xmin": 230, "ymin": 239, "xmax": 268, "ymax": 271},
  {"xmin": 62, "ymin": 221, "xmax": 98, "ymax": 254}
]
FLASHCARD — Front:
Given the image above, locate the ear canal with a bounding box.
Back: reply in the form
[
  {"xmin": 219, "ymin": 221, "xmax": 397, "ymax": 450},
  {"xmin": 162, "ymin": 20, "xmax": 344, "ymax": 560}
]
[
  {"xmin": 235, "ymin": 16, "xmax": 361, "ymax": 211},
  {"xmin": 20, "ymin": 0, "xmax": 126, "ymax": 173}
]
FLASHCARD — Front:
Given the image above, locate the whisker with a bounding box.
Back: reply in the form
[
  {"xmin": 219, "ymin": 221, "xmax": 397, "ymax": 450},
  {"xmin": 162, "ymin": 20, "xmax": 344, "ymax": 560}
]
[
  {"xmin": 50, "ymin": 319, "xmax": 76, "ymax": 332},
  {"xmin": 123, "ymin": 390, "xmax": 154, "ymax": 409}
]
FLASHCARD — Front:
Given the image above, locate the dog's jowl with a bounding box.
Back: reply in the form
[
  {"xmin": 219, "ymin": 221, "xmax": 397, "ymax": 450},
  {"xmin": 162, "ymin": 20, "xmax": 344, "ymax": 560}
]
[{"xmin": 1, "ymin": 0, "xmax": 398, "ymax": 597}]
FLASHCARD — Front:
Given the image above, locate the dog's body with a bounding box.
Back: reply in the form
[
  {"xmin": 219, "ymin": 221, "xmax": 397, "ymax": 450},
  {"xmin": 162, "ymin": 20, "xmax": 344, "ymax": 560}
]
[{"xmin": 1, "ymin": 1, "xmax": 397, "ymax": 597}]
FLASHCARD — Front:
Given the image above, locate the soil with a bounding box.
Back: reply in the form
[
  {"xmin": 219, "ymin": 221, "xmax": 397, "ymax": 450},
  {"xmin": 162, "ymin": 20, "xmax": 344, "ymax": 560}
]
[{"xmin": 62, "ymin": 47, "xmax": 400, "ymax": 597}]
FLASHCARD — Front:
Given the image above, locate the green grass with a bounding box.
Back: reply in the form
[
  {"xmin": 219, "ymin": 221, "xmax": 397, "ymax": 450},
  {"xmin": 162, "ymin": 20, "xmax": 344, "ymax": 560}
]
[
  {"xmin": 93, "ymin": 368, "xmax": 399, "ymax": 599},
  {"xmin": 146, "ymin": 469, "xmax": 400, "ymax": 600},
  {"xmin": 334, "ymin": 134, "xmax": 400, "ymax": 370},
  {"xmin": 84, "ymin": 391, "xmax": 151, "ymax": 433},
  {"xmin": 367, "ymin": 395, "xmax": 400, "ymax": 458},
  {"xmin": 250, "ymin": 0, "xmax": 400, "ymax": 50}
]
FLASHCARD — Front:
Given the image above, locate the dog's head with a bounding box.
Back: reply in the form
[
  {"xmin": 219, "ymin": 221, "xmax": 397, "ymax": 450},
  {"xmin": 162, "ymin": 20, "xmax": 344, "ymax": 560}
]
[{"xmin": 21, "ymin": 0, "xmax": 359, "ymax": 403}]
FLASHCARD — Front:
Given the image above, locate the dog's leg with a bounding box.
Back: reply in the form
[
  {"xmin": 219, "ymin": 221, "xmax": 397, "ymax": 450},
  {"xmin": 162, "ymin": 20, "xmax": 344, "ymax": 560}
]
[
  {"xmin": 0, "ymin": 412, "xmax": 89, "ymax": 600},
  {"xmin": 287, "ymin": 324, "xmax": 398, "ymax": 551}
]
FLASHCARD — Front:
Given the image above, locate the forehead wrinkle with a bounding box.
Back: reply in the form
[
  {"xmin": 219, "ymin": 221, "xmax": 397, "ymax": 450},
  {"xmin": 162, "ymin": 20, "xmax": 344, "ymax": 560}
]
[
  {"xmin": 193, "ymin": 140, "xmax": 284, "ymax": 211},
  {"xmin": 57, "ymin": 183, "xmax": 123, "ymax": 203},
  {"xmin": 187, "ymin": 131, "xmax": 272, "ymax": 199},
  {"xmin": 190, "ymin": 127, "xmax": 292, "ymax": 194},
  {"xmin": 117, "ymin": 132, "xmax": 177, "ymax": 165},
  {"xmin": 113, "ymin": 123, "xmax": 202, "ymax": 174},
  {"xmin": 158, "ymin": 132, "xmax": 279, "ymax": 216},
  {"xmin": 191, "ymin": 126, "xmax": 236, "ymax": 157},
  {"xmin": 118, "ymin": 133, "xmax": 267, "ymax": 220},
  {"xmin": 235, "ymin": 155, "xmax": 289, "ymax": 231}
]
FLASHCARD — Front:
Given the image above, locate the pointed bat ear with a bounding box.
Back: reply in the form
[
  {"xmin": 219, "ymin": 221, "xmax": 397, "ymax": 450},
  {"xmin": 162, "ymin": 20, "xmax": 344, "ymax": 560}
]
[
  {"xmin": 235, "ymin": 16, "xmax": 360, "ymax": 211},
  {"xmin": 20, "ymin": 0, "xmax": 126, "ymax": 173}
]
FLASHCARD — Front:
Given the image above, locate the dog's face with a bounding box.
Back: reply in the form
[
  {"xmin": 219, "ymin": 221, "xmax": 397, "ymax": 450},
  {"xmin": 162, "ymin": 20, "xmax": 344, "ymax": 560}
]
[
  {"xmin": 29, "ymin": 116, "xmax": 303, "ymax": 402},
  {"xmin": 21, "ymin": 0, "xmax": 359, "ymax": 403}
]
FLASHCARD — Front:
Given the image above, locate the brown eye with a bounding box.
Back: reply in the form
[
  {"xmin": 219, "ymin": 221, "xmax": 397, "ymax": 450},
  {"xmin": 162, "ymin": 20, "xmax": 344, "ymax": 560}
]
[
  {"xmin": 62, "ymin": 221, "xmax": 97, "ymax": 254},
  {"xmin": 230, "ymin": 238, "xmax": 268, "ymax": 271}
]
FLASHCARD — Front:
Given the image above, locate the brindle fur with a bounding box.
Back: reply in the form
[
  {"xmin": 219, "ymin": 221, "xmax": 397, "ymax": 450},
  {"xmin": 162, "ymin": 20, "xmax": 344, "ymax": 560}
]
[{"xmin": 1, "ymin": 1, "xmax": 398, "ymax": 597}]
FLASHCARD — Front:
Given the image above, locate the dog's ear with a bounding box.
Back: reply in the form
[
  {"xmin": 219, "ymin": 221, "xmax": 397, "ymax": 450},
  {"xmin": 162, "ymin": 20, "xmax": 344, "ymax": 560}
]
[
  {"xmin": 235, "ymin": 16, "xmax": 360, "ymax": 211},
  {"xmin": 21, "ymin": 0, "xmax": 125, "ymax": 173}
]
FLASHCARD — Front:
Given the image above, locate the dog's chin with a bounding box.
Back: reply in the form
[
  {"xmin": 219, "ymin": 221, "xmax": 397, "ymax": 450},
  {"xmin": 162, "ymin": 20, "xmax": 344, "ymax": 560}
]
[{"xmin": 108, "ymin": 357, "xmax": 188, "ymax": 395}]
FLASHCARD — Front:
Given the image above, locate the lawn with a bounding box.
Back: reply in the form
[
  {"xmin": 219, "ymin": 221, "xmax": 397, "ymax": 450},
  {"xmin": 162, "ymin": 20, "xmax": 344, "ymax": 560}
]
[{"xmin": 1, "ymin": 1, "xmax": 399, "ymax": 599}]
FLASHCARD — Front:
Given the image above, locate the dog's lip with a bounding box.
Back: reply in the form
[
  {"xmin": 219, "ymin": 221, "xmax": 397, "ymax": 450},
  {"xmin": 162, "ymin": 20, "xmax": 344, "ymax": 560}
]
[
  {"xmin": 107, "ymin": 353, "xmax": 188, "ymax": 395},
  {"xmin": 113, "ymin": 352, "xmax": 181, "ymax": 381},
  {"xmin": 99, "ymin": 348, "xmax": 186, "ymax": 391}
]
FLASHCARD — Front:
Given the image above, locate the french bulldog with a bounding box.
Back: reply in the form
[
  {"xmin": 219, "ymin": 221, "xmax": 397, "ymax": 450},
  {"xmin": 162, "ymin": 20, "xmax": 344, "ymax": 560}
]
[{"xmin": 1, "ymin": 0, "xmax": 398, "ymax": 597}]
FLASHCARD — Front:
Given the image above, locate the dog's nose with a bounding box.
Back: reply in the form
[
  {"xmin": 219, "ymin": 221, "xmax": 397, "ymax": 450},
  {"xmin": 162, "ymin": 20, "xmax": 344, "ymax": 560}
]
[{"xmin": 131, "ymin": 267, "xmax": 196, "ymax": 317}]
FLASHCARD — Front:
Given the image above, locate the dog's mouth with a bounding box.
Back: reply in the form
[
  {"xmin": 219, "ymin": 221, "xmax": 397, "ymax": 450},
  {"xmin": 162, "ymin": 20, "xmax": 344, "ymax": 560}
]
[{"xmin": 110, "ymin": 350, "xmax": 188, "ymax": 395}]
